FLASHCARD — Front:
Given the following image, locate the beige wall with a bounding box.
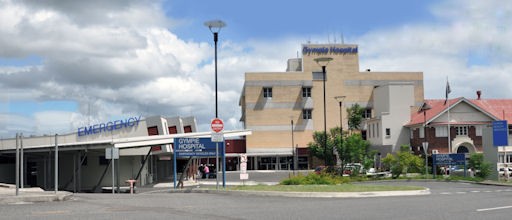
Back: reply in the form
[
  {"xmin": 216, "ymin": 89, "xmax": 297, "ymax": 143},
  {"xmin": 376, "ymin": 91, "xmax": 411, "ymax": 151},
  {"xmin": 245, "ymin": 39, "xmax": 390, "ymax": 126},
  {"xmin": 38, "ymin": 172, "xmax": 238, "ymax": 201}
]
[{"xmin": 241, "ymin": 43, "xmax": 423, "ymax": 153}]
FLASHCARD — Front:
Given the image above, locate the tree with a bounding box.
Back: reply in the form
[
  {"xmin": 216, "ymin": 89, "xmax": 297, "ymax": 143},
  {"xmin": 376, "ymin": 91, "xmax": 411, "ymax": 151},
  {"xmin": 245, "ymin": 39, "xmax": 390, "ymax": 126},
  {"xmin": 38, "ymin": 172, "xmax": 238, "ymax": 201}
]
[
  {"xmin": 338, "ymin": 133, "xmax": 371, "ymax": 167},
  {"xmin": 307, "ymin": 130, "xmax": 336, "ymax": 166},
  {"xmin": 308, "ymin": 128, "xmax": 374, "ymax": 170},
  {"xmin": 382, "ymin": 145, "xmax": 423, "ymax": 179},
  {"xmin": 468, "ymin": 153, "xmax": 492, "ymax": 179},
  {"xmin": 346, "ymin": 103, "xmax": 364, "ymax": 132}
]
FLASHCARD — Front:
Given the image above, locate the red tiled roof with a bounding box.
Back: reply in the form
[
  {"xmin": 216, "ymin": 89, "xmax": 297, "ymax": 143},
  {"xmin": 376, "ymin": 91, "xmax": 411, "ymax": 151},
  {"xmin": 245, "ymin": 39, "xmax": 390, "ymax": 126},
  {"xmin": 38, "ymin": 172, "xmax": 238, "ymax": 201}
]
[{"xmin": 407, "ymin": 98, "xmax": 512, "ymax": 126}]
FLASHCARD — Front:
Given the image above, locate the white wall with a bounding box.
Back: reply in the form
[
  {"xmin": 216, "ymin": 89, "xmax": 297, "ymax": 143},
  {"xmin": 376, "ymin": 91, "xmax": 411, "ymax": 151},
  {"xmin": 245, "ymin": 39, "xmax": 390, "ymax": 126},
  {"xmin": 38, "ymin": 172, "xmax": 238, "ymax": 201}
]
[{"xmin": 370, "ymin": 83, "xmax": 415, "ymax": 152}]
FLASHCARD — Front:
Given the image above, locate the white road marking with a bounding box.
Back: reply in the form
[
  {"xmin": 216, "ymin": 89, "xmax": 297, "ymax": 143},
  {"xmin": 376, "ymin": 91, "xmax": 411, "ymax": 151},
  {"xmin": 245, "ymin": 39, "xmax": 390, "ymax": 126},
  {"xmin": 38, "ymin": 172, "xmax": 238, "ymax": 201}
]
[
  {"xmin": 477, "ymin": 205, "xmax": 512, "ymax": 212},
  {"xmin": 470, "ymin": 191, "xmax": 480, "ymax": 193}
]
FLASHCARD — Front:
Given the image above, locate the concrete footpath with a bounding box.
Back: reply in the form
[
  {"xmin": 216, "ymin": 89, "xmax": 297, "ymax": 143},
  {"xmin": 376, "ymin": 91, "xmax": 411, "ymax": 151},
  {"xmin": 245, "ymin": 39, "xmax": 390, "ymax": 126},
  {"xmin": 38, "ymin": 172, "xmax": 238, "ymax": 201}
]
[{"xmin": 0, "ymin": 184, "xmax": 73, "ymax": 205}]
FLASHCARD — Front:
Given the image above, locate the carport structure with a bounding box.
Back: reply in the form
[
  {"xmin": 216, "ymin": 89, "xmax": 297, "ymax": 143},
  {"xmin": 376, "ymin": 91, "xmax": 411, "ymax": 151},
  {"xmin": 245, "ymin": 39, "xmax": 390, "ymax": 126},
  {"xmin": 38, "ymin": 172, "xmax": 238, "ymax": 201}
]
[{"xmin": 0, "ymin": 130, "xmax": 251, "ymax": 193}]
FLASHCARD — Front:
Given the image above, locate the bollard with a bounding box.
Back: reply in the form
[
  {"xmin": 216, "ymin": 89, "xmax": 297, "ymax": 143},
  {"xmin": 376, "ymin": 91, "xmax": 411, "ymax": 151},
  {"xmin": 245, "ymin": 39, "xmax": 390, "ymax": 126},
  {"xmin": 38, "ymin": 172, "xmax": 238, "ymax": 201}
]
[{"xmin": 125, "ymin": 179, "xmax": 136, "ymax": 194}]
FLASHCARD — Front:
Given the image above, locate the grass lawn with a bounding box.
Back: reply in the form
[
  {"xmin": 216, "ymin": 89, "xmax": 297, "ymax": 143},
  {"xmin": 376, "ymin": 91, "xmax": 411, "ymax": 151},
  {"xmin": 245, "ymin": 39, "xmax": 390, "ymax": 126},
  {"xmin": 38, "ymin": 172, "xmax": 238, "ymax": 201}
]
[{"xmin": 227, "ymin": 184, "xmax": 425, "ymax": 192}]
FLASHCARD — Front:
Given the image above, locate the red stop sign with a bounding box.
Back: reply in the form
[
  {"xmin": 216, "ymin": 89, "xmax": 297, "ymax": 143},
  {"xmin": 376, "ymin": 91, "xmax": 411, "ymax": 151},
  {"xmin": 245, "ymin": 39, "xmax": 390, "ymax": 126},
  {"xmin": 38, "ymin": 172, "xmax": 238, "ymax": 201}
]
[{"xmin": 211, "ymin": 118, "xmax": 224, "ymax": 133}]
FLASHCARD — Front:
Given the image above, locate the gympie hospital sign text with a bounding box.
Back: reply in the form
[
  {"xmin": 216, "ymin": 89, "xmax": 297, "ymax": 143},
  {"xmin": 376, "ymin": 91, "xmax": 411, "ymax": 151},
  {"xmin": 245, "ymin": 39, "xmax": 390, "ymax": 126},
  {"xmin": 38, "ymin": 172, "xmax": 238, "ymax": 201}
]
[
  {"xmin": 77, "ymin": 116, "xmax": 142, "ymax": 136},
  {"xmin": 302, "ymin": 46, "xmax": 358, "ymax": 55}
]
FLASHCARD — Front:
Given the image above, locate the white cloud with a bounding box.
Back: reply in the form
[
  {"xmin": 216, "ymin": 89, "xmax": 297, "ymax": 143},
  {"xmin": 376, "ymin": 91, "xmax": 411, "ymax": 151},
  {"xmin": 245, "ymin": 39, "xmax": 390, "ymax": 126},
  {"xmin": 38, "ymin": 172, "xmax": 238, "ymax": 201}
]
[
  {"xmin": 356, "ymin": 0, "xmax": 512, "ymax": 99},
  {"xmin": 2, "ymin": 0, "xmax": 510, "ymax": 137}
]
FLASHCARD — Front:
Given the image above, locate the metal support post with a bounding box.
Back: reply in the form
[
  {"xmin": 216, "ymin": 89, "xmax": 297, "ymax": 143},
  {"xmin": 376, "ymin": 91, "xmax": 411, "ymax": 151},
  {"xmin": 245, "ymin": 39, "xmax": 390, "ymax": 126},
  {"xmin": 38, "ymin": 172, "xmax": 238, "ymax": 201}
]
[
  {"xmin": 54, "ymin": 134, "xmax": 58, "ymax": 194},
  {"xmin": 15, "ymin": 133, "xmax": 19, "ymax": 196}
]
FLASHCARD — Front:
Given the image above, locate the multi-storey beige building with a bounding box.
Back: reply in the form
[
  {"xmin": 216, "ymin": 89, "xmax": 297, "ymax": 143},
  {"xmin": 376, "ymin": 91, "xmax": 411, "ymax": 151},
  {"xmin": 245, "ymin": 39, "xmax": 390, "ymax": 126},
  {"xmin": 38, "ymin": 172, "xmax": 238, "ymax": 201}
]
[{"xmin": 239, "ymin": 43, "xmax": 424, "ymax": 170}]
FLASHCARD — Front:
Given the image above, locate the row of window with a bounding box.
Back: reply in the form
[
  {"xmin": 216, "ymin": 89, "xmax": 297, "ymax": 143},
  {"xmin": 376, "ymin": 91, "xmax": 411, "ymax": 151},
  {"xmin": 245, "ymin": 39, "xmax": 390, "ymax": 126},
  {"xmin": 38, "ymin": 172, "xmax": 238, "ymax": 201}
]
[
  {"xmin": 263, "ymin": 87, "xmax": 312, "ymax": 98},
  {"xmin": 367, "ymin": 122, "xmax": 391, "ymax": 139},
  {"xmin": 262, "ymin": 87, "xmax": 373, "ymax": 120},
  {"xmin": 414, "ymin": 125, "xmax": 482, "ymax": 138}
]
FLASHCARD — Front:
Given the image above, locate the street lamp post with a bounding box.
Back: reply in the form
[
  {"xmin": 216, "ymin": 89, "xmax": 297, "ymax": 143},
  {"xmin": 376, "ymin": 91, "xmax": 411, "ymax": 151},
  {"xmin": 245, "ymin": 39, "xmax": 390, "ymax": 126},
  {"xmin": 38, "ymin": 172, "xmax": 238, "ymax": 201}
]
[
  {"xmin": 314, "ymin": 57, "xmax": 333, "ymax": 166},
  {"xmin": 205, "ymin": 20, "xmax": 226, "ymax": 189},
  {"xmin": 204, "ymin": 20, "xmax": 226, "ymax": 118},
  {"xmin": 291, "ymin": 118, "xmax": 295, "ymax": 175},
  {"xmin": 335, "ymin": 96, "xmax": 346, "ymax": 166}
]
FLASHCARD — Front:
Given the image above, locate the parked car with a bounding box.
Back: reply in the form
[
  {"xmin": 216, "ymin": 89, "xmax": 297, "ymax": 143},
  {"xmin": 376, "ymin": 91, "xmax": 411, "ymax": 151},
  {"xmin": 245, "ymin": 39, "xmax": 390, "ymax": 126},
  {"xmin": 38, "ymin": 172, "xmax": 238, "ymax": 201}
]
[
  {"xmin": 498, "ymin": 167, "xmax": 512, "ymax": 177},
  {"xmin": 342, "ymin": 163, "xmax": 363, "ymax": 176}
]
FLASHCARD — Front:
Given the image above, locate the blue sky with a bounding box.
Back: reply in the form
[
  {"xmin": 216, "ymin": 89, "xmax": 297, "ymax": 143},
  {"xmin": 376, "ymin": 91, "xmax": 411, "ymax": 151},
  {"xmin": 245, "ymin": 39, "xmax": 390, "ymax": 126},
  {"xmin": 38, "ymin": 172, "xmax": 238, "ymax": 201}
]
[
  {"xmin": 0, "ymin": 0, "xmax": 510, "ymax": 137},
  {"xmin": 164, "ymin": 0, "xmax": 437, "ymax": 42}
]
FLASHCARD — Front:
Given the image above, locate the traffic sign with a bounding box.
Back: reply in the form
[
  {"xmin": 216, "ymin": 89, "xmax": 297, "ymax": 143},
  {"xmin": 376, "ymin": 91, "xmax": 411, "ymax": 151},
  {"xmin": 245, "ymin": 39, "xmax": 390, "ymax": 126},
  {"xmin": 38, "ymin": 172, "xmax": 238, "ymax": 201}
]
[
  {"xmin": 211, "ymin": 118, "xmax": 224, "ymax": 133},
  {"xmin": 211, "ymin": 132, "xmax": 224, "ymax": 142}
]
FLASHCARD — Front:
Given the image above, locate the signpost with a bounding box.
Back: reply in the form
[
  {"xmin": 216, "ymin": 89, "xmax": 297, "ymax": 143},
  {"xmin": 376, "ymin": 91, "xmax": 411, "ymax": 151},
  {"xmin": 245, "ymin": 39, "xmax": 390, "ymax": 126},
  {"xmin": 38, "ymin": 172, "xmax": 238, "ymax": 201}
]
[
  {"xmin": 210, "ymin": 118, "xmax": 225, "ymax": 189},
  {"xmin": 240, "ymin": 154, "xmax": 249, "ymax": 183},
  {"xmin": 422, "ymin": 142, "xmax": 429, "ymax": 178},
  {"xmin": 493, "ymin": 120, "xmax": 509, "ymax": 180},
  {"xmin": 105, "ymin": 147, "xmax": 119, "ymax": 194}
]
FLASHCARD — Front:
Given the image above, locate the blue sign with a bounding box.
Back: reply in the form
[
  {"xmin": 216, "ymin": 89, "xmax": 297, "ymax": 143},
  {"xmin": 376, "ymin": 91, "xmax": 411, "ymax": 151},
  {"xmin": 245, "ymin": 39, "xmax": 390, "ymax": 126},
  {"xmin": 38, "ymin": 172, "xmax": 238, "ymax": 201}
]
[
  {"xmin": 433, "ymin": 153, "xmax": 466, "ymax": 166},
  {"xmin": 173, "ymin": 137, "xmax": 226, "ymax": 189},
  {"xmin": 492, "ymin": 120, "xmax": 509, "ymax": 147},
  {"xmin": 174, "ymin": 137, "xmax": 224, "ymax": 157}
]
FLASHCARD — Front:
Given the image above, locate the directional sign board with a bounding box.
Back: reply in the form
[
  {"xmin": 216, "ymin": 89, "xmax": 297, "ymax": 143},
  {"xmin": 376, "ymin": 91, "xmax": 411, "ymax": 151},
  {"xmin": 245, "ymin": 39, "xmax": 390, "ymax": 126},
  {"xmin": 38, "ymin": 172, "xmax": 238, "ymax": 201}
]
[
  {"xmin": 174, "ymin": 137, "xmax": 224, "ymax": 157},
  {"xmin": 492, "ymin": 120, "xmax": 509, "ymax": 147},
  {"xmin": 433, "ymin": 153, "xmax": 466, "ymax": 166}
]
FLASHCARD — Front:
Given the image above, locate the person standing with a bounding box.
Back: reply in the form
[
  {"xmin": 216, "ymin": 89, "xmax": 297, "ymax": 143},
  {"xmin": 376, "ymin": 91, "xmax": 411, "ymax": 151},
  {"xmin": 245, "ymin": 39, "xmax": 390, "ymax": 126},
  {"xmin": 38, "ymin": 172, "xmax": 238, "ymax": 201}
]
[{"xmin": 204, "ymin": 164, "xmax": 210, "ymax": 179}]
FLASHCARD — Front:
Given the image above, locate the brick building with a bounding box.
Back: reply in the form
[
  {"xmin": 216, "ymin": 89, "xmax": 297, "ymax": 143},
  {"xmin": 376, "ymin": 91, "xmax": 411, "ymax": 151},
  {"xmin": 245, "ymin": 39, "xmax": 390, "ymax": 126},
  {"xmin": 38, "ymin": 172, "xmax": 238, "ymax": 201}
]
[{"xmin": 406, "ymin": 95, "xmax": 512, "ymax": 157}]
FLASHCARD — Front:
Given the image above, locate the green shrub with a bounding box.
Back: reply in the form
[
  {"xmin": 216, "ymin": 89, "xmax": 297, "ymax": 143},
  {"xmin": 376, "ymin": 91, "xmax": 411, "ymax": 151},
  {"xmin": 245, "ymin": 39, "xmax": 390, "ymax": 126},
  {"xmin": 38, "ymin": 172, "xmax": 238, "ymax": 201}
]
[{"xmin": 280, "ymin": 173, "xmax": 351, "ymax": 185}]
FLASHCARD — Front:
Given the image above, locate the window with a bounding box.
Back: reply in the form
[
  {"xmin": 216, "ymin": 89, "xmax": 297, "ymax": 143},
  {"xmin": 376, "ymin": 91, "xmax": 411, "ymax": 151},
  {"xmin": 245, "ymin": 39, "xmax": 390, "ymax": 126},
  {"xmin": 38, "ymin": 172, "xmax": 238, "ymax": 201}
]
[
  {"xmin": 386, "ymin": 128, "xmax": 391, "ymax": 136},
  {"xmin": 168, "ymin": 126, "xmax": 177, "ymax": 134},
  {"xmin": 302, "ymin": 109, "xmax": 312, "ymax": 119},
  {"xmin": 456, "ymin": 126, "xmax": 468, "ymax": 136},
  {"xmin": 147, "ymin": 126, "xmax": 159, "ymax": 136},
  {"xmin": 263, "ymin": 87, "xmax": 272, "ymax": 98},
  {"xmin": 302, "ymin": 87, "xmax": 311, "ymax": 98},
  {"xmin": 419, "ymin": 127, "xmax": 425, "ymax": 138},
  {"xmin": 184, "ymin": 126, "xmax": 192, "ymax": 133},
  {"xmin": 362, "ymin": 108, "xmax": 372, "ymax": 119},
  {"xmin": 312, "ymin": 71, "xmax": 325, "ymax": 81},
  {"xmin": 376, "ymin": 123, "xmax": 379, "ymax": 137},
  {"xmin": 435, "ymin": 126, "xmax": 448, "ymax": 137},
  {"xmin": 475, "ymin": 125, "xmax": 482, "ymax": 136},
  {"xmin": 410, "ymin": 128, "xmax": 414, "ymax": 139}
]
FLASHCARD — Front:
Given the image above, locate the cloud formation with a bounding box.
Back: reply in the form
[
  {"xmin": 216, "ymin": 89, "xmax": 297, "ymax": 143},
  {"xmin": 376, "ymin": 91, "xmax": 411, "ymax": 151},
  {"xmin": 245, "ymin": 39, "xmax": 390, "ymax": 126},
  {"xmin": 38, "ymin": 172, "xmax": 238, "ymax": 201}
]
[
  {"xmin": 0, "ymin": 0, "xmax": 295, "ymax": 137},
  {"xmin": 357, "ymin": 0, "xmax": 512, "ymax": 99},
  {"xmin": 0, "ymin": 0, "xmax": 510, "ymax": 138}
]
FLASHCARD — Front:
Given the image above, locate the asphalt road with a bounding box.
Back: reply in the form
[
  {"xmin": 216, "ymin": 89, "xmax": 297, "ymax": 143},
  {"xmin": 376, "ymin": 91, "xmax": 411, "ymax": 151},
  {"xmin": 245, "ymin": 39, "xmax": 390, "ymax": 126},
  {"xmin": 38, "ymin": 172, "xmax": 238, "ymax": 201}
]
[{"xmin": 1, "ymin": 180, "xmax": 511, "ymax": 220}]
